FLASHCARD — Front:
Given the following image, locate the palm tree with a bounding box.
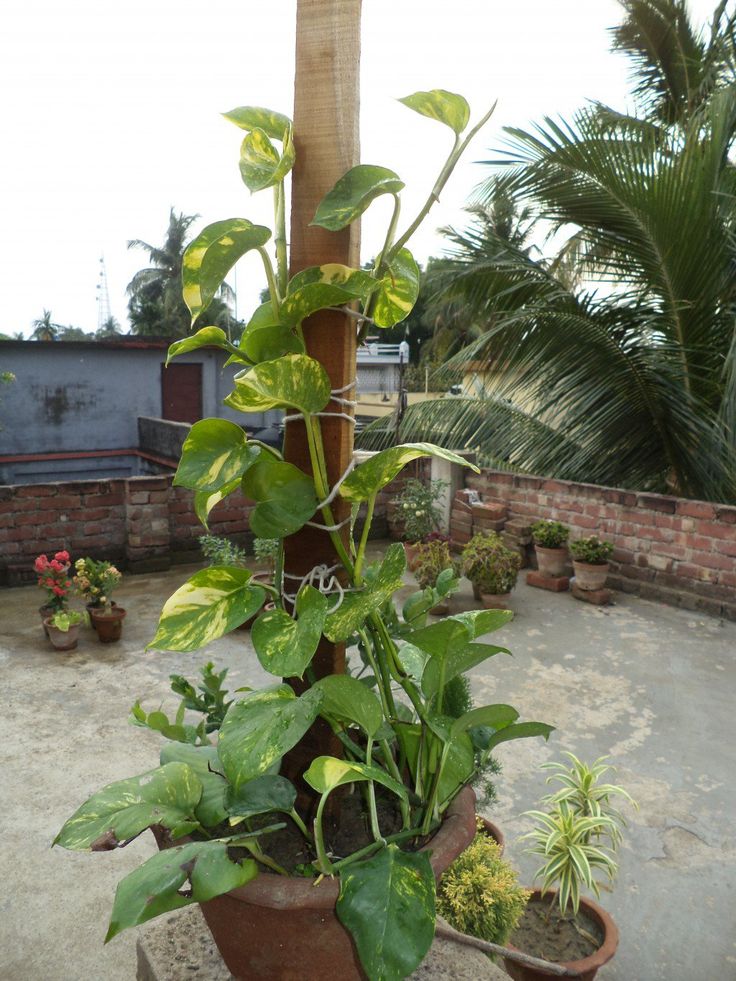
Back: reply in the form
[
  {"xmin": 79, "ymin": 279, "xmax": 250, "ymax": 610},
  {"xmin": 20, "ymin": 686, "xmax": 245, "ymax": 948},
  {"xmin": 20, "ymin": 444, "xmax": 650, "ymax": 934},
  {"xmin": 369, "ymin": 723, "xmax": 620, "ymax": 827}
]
[
  {"xmin": 96, "ymin": 315, "xmax": 123, "ymax": 339},
  {"xmin": 31, "ymin": 309, "xmax": 61, "ymax": 341},
  {"xmin": 360, "ymin": 0, "xmax": 736, "ymax": 503}
]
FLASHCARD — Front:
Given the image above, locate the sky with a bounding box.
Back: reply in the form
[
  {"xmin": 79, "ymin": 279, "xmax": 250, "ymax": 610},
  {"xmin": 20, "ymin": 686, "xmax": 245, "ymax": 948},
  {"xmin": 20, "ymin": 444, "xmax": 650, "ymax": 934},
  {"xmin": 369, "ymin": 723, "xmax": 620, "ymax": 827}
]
[{"xmin": 0, "ymin": 0, "xmax": 719, "ymax": 337}]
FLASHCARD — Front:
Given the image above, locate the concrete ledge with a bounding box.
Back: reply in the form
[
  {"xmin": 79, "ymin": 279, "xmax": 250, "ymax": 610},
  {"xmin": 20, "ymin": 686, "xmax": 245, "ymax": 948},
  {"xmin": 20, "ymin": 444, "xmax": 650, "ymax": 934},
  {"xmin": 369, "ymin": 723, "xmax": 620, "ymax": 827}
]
[{"xmin": 136, "ymin": 906, "xmax": 507, "ymax": 981}]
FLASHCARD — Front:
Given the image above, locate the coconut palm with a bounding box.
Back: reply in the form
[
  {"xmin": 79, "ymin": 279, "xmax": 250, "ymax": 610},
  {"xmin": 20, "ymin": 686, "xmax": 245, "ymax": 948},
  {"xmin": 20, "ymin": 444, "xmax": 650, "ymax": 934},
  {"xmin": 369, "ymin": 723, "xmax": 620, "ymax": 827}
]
[
  {"xmin": 31, "ymin": 309, "xmax": 61, "ymax": 341},
  {"xmin": 360, "ymin": 0, "xmax": 736, "ymax": 503}
]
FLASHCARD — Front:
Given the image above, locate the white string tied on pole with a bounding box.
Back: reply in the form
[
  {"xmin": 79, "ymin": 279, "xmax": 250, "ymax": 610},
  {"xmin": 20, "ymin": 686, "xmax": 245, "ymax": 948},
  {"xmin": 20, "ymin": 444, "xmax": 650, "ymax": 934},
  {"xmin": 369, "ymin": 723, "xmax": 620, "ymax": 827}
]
[
  {"xmin": 282, "ymin": 562, "xmax": 355, "ymax": 614},
  {"xmin": 284, "ymin": 411, "xmax": 356, "ymax": 425}
]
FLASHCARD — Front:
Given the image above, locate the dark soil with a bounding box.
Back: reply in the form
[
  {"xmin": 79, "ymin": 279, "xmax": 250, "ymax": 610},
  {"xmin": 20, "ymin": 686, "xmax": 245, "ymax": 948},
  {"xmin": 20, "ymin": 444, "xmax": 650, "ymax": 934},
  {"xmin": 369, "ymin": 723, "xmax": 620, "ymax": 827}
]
[{"xmin": 510, "ymin": 898, "xmax": 603, "ymax": 963}]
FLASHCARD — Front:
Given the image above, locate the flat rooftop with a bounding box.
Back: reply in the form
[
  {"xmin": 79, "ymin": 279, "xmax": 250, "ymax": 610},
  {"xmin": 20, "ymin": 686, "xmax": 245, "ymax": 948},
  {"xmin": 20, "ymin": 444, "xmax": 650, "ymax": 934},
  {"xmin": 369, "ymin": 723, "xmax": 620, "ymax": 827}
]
[{"xmin": 2, "ymin": 554, "xmax": 733, "ymax": 980}]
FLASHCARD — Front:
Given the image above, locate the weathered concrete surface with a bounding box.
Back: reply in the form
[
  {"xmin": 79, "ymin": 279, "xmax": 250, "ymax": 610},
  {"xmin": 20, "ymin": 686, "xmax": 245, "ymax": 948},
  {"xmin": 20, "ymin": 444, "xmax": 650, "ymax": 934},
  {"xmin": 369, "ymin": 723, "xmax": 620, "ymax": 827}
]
[
  {"xmin": 1, "ymin": 558, "xmax": 734, "ymax": 980},
  {"xmin": 135, "ymin": 907, "xmax": 506, "ymax": 980}
]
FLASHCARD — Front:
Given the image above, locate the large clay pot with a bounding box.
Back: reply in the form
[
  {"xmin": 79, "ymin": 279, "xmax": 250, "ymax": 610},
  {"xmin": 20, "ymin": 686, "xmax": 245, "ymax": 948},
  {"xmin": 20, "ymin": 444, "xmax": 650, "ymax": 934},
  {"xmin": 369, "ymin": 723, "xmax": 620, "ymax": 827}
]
[
  {"xmin": 403, "ymin": 542, "xmax": 421, "ymax": 572},
  {"xmin": 534, "ymin": 546, "xmax": 567, "ymax": 578},
  {"xmin": 572, "ymin": 561, "xmax": 609, "ymax": 592},
  {"xmin": 44, "ymin": 619, "xmax": 80, "ymax": 651},
  {"xmin": 503, "ymin": 890, "xmax": 618, "ymax": 981},
  {"xmin": 90, "ymin": 606, "xmax": 126, "ymax": 642},
  {"xmin": 480, "ymin": 591, "xmax": 512, "ymax": 611},
  {"xmin": 161, "ymin": 786, "xmax": 477, "ymax": 980}
]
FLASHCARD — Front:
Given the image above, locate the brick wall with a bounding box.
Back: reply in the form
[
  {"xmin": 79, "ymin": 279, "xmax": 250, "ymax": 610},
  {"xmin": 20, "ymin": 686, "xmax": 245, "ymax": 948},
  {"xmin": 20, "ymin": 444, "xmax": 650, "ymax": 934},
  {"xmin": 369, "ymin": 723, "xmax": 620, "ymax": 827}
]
[
  {"xmin": 0, "ymin": 476, "xmax": 252, "ymax": 584},
  {"xmin": 463, "ymin": 470, "xmax": 736, "ymax": 620}
]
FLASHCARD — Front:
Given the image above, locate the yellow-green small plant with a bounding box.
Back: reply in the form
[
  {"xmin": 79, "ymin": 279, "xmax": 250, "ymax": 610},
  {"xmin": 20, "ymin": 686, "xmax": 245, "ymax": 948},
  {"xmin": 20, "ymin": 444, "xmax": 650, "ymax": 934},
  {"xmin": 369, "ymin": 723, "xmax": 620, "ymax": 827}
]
[{"xmin": 438, "ymin": 820, "xmax": 530, "ymax": 946}]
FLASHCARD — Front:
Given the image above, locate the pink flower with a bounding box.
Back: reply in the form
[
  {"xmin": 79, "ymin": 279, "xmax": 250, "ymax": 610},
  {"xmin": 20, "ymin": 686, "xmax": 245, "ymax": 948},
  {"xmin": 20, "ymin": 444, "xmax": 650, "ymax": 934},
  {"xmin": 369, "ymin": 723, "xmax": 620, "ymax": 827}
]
[
  {"xmin": 34, "ymin": 556, "xmax": 48, "ymax": 572},
  {"xmin": 55, "ymin": 550, "xmax": 70, "ymax": 562},
  {"xmin": 52, "ymin": 586, "xmax": 65, "ymax": 596}
]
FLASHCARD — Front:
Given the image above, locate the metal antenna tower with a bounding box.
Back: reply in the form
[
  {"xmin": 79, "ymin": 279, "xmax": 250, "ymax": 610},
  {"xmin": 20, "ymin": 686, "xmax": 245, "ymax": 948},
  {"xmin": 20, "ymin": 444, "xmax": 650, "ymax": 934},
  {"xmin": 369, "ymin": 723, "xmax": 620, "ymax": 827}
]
[{"xmin": 96, "ymin": 256, "xmax": 111, "ymax": 331}]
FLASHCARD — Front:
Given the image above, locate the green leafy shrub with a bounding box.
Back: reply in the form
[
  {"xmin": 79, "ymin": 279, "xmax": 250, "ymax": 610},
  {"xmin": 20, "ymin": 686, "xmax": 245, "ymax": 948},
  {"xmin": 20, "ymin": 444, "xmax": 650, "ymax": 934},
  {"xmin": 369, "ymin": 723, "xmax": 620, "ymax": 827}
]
[
  {"xmin": 47, "ymin": 609, "xmax": 88, "ymax": 632},
  {"xmin": 438, "ymin": 819, "xmax": 530, "ymax": 945},
  {"xmin": 530, "ymin": 520, "xmax": 569, "ymax": 549},
  {"xmin": 569, "ymin": 536, "xmax": 614, "ymax": 564},
  {"xmin": 396, "ymin": 477, "xmax": 448, "ymax": 543},
  {"xmin": 461, "ymin": 532, "xmax": 521, "ymax": 595},
  {"xmin": 73, "ymin": 557, "xmax": 122, "ymax": 609},
  {"xmin": 198, "ymin": 534, "xmax": 248, "ymax": 567},
  {"xmin": 414, "ymin": 539, "xmax": 453, "ymax": 589}
]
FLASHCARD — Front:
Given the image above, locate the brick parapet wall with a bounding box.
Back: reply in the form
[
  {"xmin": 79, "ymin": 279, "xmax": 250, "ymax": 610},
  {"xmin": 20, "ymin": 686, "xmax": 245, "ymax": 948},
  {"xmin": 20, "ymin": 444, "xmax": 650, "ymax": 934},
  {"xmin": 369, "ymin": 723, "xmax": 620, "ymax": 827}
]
[
  {"xmin": 464, "ymin": 469, "xmax": 736, "ymax": 620},
  {"xmin": 0, "ymin": 476, "xmax": 252, "ymax": 583}
]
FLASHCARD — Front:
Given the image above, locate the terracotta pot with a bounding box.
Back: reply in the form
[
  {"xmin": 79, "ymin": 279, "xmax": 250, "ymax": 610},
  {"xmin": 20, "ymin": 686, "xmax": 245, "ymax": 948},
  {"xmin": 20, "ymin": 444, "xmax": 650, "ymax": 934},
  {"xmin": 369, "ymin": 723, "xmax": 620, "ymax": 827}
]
[
  {"xmin": 86, "ymin": 600, "xmax": 117, "ymax": 632},
  {"xmin": 44, "ymin": 619, "xmax": 80, "ymax": 651},
  {"xmin": 534, "ymin": 546, "xmax": 567, "ymax": 578},
  {"xmin": 39, "ymin": 604, "xmax": 56, "ymax": 637},
  {"xmin": 503, "ymin": 890, "xmax": 619, "ymax": 981},
  {"xmin": 403, "ymin": 542, "xmax": 421, "ymax": 572},
  {"xmin": 472, "ymin": 582, "xmax": 482, "ymax": 601},
  {"xmin": 430, "ymin": 601, "xmax": 450, "ymax": 616},
  {"xmin": 90, "ymin": 606, "xmax": 126, "ymax": 643},
  {"xmin": 480, "ymin": 591, "xmax": 512, "ymax": 610},
  {"xmin": 159, "ymin": 786, "xmax": 477, "ymax": 980},
  {"xmin": 572, "ymin": 561, "xmax": 609, "ymax": 592},
  {"xmin": 480, "ymin": 815, "xmax": 505, "ymax": 855}
]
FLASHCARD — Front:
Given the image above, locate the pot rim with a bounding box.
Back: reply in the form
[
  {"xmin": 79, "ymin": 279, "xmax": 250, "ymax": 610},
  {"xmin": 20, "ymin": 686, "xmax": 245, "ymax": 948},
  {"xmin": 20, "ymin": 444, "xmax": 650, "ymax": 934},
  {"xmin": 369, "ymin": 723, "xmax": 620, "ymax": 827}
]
[
  {"xmin": 506, "ymin": 888, "xmax": 619, "ymax": 974},
  {"xmin": 90, "ymin": 605, "xmax": 127, "ymax": 619},
  {"xmin": 197, "ymin": 784, "xmax": 477, "ymax": 911},
  {"xmin": 571, "ymin": 559, "xmax": 610, "ymax": 569},
  {"xmin": 534, "ymin": 545, "xmax": 567, "ymax": 554}
]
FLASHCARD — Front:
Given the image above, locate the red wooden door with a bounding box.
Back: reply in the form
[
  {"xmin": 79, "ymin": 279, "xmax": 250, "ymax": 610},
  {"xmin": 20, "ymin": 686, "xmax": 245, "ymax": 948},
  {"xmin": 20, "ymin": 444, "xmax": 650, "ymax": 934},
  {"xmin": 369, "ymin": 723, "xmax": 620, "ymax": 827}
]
[{"xmin": 161, "ymin": 363, "xmax": 202, "ymax": 423}]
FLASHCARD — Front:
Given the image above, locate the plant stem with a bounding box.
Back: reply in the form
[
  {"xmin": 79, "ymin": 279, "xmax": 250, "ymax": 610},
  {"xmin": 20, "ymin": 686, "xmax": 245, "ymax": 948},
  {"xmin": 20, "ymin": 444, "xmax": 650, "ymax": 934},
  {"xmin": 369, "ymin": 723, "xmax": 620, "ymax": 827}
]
[
  {"xmin": 257, "ymin": 246, "xmax": 281, "ymax": 318},
  {"xmin": 353, "ymin": 492, "xmax": 376, "ymax": 583},
  {"xmin": 365, "ymin": 738, "xmax": 385, "ymax": 845},
  {"xmin": 288, "ymin": 807, "xmax": 313, "ymax": 842},
  {"xmin": 273, "ymin": 182, "xmax": 288, "ymax": 297},
  {"xmin": 312, "ymin": 793, "xmax": 334, "ymax": 875},
  {"xmin": 331, "ymin": 824, "xmax": 433, "ymax": 873}
]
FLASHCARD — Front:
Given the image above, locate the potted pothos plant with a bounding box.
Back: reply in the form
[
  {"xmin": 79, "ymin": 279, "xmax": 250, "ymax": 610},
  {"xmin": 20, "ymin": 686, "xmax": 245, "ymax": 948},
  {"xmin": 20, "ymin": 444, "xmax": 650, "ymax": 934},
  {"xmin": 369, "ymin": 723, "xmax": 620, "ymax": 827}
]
[
  {"xmin": 569, "ymin": 536, "xmax": 614, "ymax": 592},
  {"xmin": 55, "ymin": 91, "xmax": 554, "ymax": 981},
  {"xmin": 461, "ymin": 532, "xmax": 521, "ymax": 610},
  {"xmin": 530, "ymin": 521, "xmax": 570, "ymax": 579}
]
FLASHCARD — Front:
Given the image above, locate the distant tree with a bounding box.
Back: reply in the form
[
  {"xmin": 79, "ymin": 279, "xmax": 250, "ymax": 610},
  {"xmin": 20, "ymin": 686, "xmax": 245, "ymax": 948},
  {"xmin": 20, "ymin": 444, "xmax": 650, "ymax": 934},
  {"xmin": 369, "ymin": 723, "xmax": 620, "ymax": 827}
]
[
  {"xmin": 127, "ymin": 208, "xmax": 235, "ymax": 338},
  {"xmin": 57, "ymin": 325, "xmax": 94, "ymax": 341},
  {"xmin": 96, "ymin": 316, "xmax": 123, "ymax": 339},
  {"xmin": 31, "ymin": 309, "xmax": 61, "ymax": 341}
]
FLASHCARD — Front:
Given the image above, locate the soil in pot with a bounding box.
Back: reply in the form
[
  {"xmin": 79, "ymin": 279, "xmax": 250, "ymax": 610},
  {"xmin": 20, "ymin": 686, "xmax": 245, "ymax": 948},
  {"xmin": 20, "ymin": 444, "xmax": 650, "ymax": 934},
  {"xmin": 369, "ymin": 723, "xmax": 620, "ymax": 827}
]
[
  {"xmin": 511, "ymin": 899, "xmax": 603, "ymax": 963},
  {"xmin": 90, "ymin": 606, "xmax": 126, "ymax": 643},
  {"xmin": 535, "ymin": 546, "xmax": 567, "ymax": 578}
]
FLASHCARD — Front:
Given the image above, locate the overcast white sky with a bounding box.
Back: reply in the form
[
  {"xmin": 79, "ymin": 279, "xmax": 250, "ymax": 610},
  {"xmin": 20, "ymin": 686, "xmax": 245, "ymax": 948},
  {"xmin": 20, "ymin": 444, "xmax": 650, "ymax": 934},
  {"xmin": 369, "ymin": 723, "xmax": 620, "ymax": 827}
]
[{"xmin": 0, "ymin": 0, "xmax": 718, "ymax": 337}]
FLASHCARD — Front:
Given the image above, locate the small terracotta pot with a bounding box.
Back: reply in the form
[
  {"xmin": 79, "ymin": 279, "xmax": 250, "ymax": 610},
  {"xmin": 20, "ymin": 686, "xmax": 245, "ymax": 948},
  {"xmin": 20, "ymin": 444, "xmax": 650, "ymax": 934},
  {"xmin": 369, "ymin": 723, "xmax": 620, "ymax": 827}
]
[
  {"xmin": 480, "ymin": 591, "xmax": 512, "ymax": 610},
  {"xmin": 534, "ymin": 546, "xmax": 567, "ymax": 578},
  {"xmin": 39, "ymin": 604, "xmax": 56, "ymax": 637},
  {"xmin": 403, "ymin": 542, "xmax": 421, "ymax": 572},
  {"xmin": 572, "ymin": 561, "xmax": 609, "ymax": 592},
  {"xmin": 44, "ymin": 620, "xmax": 80, "ymax": 651},
  {"xmin": 503, "ymin": 890, "xmax": 619, "ymax": 981},
  {"xmin": 430, "ymin": 601, "xmax": 450, "ymax": 616},
  {"xmin": 157, "ymin": 786, "xmax": 477, "ymax": 980},
  {"xmin": 90, "ymin": 606, "xmax": 126, "ymax": 643},
  {"xmin": 480, "ymin": 815, "xmax": 505, "ymax": 855}
]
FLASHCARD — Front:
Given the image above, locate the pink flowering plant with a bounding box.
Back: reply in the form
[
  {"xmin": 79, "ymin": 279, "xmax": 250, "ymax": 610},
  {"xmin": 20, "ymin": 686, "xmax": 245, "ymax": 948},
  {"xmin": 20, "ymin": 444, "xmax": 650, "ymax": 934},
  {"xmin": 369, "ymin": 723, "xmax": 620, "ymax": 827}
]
[
  {"xmin": 34, "ymin": 551, "xmax": 72, "ymax": 611},
  {"xmin": 73, "ymin": 557, "xmax": 122, "ymax": 610}
]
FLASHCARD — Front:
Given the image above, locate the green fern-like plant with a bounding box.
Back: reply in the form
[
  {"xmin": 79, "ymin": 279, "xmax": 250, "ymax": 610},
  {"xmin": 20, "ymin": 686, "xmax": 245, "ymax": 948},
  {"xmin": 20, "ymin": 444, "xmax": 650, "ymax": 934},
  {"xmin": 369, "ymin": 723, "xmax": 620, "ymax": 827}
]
[{"xmin": 438, "ymin": 819, "xmax": 530, "ymax": 945}]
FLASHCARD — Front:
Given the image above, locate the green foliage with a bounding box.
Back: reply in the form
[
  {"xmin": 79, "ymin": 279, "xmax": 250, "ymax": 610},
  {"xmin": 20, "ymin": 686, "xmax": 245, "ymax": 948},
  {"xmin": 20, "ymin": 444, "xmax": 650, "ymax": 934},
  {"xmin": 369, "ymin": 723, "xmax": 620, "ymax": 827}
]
[
  {"xmin": 461, "ymin": 532, "xmax": 521, "ymax": 595},
  {"xmin": 253, "ymin": 537, "xmax": 279, "ymax": 566},
  {"xmin": 198, "ymin": 535, "xmax": 248, "ymax": 568},
  {"xmin": 73, "ymin": 557, "xmax": 122, "ymax": 608},
  {"xmin": 437, "ymin": 820, "xmax": 530, "ymax": 946},
  {"xmin": 413, "ymin": 539, "xmax": 453, "ymax": 590},
  {"xmin": 569, "ymin": 536, "xmax": 614, "ymax": 564},
  {"xmin": 395, "ymin": 477, "xmax": 448, "ymax": 543},
  {"xmin": 169, "ymin": 661, "xmax": 233, "ymax": 733},
  {"xmin": 47, "ymin": 609, "xmax": 88, "ymax": 632},
  {"xmin": 530, "ymin": 520, "xmax": 569, "ymax": 549}
]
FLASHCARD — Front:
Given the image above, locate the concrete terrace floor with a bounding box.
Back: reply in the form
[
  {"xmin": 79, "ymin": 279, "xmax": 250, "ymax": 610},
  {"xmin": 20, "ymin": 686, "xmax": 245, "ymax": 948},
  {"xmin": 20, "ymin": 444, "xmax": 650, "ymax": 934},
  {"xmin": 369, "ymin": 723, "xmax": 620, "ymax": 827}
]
[{"xmin": 1, "ymin": 551, "xmax": 735, "ymax": 981}]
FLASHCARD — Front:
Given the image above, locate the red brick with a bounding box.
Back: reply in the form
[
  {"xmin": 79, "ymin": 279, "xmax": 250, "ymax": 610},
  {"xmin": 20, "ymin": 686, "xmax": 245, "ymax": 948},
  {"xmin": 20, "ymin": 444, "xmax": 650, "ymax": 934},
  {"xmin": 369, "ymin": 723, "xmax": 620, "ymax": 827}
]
[
  {"xmin": 571, "ymin": 583, "xmax": 611, "ymax": 605},
  {"xmin": 676, "ymin": 500, "xmax": 716, "ymax": 520},
  {"xmin": 15, "ymin": 510, "xmax": 44, "ymax": 526},
  {"xmin": 14, "ymin": 484, "xmax": 57, "ymax": 498},
  {"xmin": 471, "ymin": 502, "xmax": 507, "ymax": 521},
  {"xmin": 83, "ymin": 492, "xmax": 125, "ymax": 507},
  {"xmin": 83, "ymin": 522, "xmax": 104, "ymax": 535},
  {"xmin": 691, "ymin": 550, "xmax": 733, "ymax": 571},
  {"xmin": 693, "ymin": 521, "xmax": 735, "ymax": 541},
  {"xmin": 715, "ymin": 506, "xmax": 736, "ymax": 525},
  {"xmin": 148, "ymin": 490, "xmax": 170, "ymax": 503},
  {"xmin": 474, "ymin": 518, "xmax": 506, "ymax": 533},
  {"xmin": 526, "ymin": 570, "xmax": 570, "ymax": 592},
  {"xmin": 637, "ymin": 494, "xmax": 677, "ymax": 513}
]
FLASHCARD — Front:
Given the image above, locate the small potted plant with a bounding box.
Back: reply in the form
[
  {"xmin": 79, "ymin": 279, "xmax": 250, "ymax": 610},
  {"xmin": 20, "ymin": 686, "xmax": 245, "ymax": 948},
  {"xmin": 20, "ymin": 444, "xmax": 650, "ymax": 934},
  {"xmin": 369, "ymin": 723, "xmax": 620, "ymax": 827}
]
[
  {"xmin": 34, "ymin": 551, "xmax": 72, "ymax": 635},
  {"xmin": 569, "ymin": 536, "xmax": 614, "ymax": 592},
  {"xmin": 44, "ymin": 609, "xmax": 89, "ymax": 651},
  {"xmin": 199, "ymin": 534, "xmax": 249, "ymax": 568},
  {"xmin": 461, "ymin": 532, "xmax": 521, "ymax": 610},
  {"xmin": 395, "ymin": 477, "xmax": 448, "ymax": 569},
  {"xmin": 74, "ymin": 558, "xmax": 125, "ymax": 642},
  {"xmin": 413, "ymin": 539, "xmax": 455, "ymax": 615},
  {"xmin": 530, "ymin": 520, "xmax": 569, "ymax": 578},
  {"xmin": 437, "ymin": 818, "xmax": 529, "ymax": 948},
  {"xmin": 505, "ymin": 754, "xmax": 636, "ymax": 981},
  {"xmin": 253, "ymin": 537, "xmax": 279, "ymax": 577}
]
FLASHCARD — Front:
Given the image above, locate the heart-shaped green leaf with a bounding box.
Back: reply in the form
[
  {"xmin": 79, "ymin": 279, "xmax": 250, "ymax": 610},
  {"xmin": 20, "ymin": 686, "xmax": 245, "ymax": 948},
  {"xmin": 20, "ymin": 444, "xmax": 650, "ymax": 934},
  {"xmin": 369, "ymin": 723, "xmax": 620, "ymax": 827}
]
[
  {"xmin": 218, "ymin": 685, "xmax": 323, "ymax": 791},
  {"xmin": 105, "ymin": 841, "xmax": 258, "ymax": 941},
  {"xmin": 337, "ymin": 844, "xmax": 435, "ymax": 981},
  {"xmin": 313, "ymin": 674, "xmax": 383, "ymax": 737},
  {"xmin": 279, "ymin": 283, "xmax": 362, "ymax": 328},
  {"xmin": 241, "ymin": 324, "xmax": 305, "ymax": 363},
  {"xmin": 54, "ymin": 763, "xmax": 202, "ymax": 851},
  {"xmin": 194, "ymin": 479, "xmax": 241, "ymax": 529},
  {"xmin": 406, "ymin": 617, "xmax": 471, "ymax": 659},
  {"xmin": 372, "ymin": 248, "xmax": 421, "ymax": 328},
  {"xmin": 403, "ymin": 724, "xmax": 475, "ymax": 809},
  {"xmin": 396, "ymin": 642, "xmax": 430, "ymax": 686},
  {"xmin": 226, "ymin": 774, "xmax": 297, "ymax": 821},
  {"xmin": 323, "ymin": 543, "xmax": 406, "ymax": 642},
  {"xmin": 225, "ymin": 354, "xmax": 331, "ymax": 414},
  {"xmin": 447, "ymin": 608, "xmax": 513, "ymax": 639},
  {"xmin": 421, "ymin": 642, "xmax": 509, "ymax": 699},
  {"xmin": 251, "ymin": 585, "xmax": 327, "ymax": 678},
  {"xmin": 399, "ymin": 89, "xmax": 470, "ymax": 134},
  {"xmin": 174, "ymin": 419, "xmax": 260, "ymax": 493},
  {"xmin": 148, "ymin": 567, "xmax": 266, "ymax": 652},
  {"xmin": 241, "ymin": 454, "xmax": 317, "ymax": 539},
  {"xmin": 311, "ymin": 165, "xmax": 405, "ymax": 231},
  {"xmin": 287, "ymin": 263, "xmax": 377, "ymax": 298},
  {"xmin": 222, "ymin": 105, "xmax": 291, "ymax": 140},
  {"xmin": 159, "ymin": 743, "xmax": 228, "ymax": 828},
  {"xmin": 182, "ymin": 219, "xmax": 271, "ymax": 323},
  {"xmin": 303, "ymin": 757, "xmax": 408, "ymax": 801},
  {"xmin": 482, "ymin": 721, "xmax": 555, "ymax": 753},
  {"xmin": 449, "ymin": 704, "xmax": 519, "ymax": 741},
  {"xmin": 239, "ymin": 126, "xmax": 295, "ymax": 191},
  {"xmin": 166, "ymin": 326, "xmax": 248, "ymax": 366},
  {"xmin": 340, "ymin": 442, "xmax": 478, "ymax": 503}
]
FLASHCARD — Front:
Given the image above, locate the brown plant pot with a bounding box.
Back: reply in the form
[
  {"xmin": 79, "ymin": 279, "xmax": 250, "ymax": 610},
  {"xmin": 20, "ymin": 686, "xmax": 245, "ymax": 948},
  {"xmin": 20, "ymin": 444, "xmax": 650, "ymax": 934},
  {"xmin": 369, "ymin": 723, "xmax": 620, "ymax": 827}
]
[
  {"xmin": 480, "ymin": 591, "xmax": 512, "ymax": 610},
  {"xmin": 572, "ymin": 561, "xmax": 609, "ymax": 592},
  {"xmin": 480, "ymin": 815, "xmax": 505, "ymax": 855},
  {"xmin": 39, "ymin": 604, "xmax": 56, "ymax": 637},
  {"xmin": 403, "ymin": 541, "xmax": 421, "ymax": 572},
  {"xmin": 44, "ymin": 620, "xmax": 80, "ymax": 651},
  {"xmin": 503, "ymin": 890, "xmax": 619, "ymax": 981},
  {"xmin": 430, "ymin": 601, "xmax": 450, "ymax": 616},
  {"xmin": 90, "ymin": 606, "xmax": 126, "ymax": 643},
  {"xmin": 86, "ymin": 600, "xmax": 117, "ymax": 632},
  {"xmin": 534, "ymin": 546, "xmax": 567, "ymax": 578},
  {"xmin": 472, "ymin": 581, "xmax": 482, "ymax": 601},
  {"xmin": 158, "ymin": 786, "xmax": 477, "ymax": 980}
]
